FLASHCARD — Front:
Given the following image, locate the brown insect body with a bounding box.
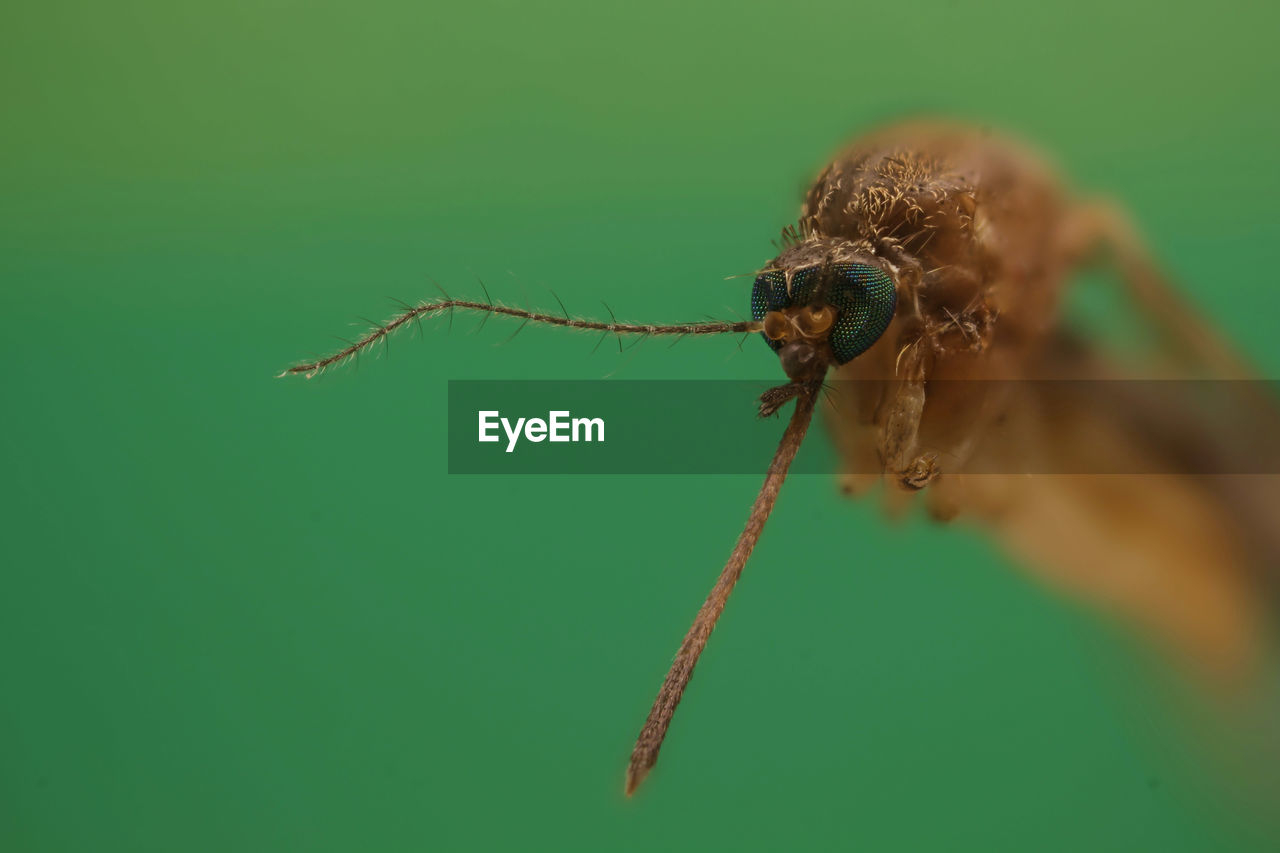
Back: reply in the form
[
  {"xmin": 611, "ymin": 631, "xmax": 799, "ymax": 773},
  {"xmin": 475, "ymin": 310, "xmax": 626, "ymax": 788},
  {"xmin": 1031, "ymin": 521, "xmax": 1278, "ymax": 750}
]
[
  {"xmin": 777, "ymin": 123, "xmax": 1082, "ymax": 486},
  {"xmin": 775, "ymin": 122, "xmax": 1275, "ymax": 678}
]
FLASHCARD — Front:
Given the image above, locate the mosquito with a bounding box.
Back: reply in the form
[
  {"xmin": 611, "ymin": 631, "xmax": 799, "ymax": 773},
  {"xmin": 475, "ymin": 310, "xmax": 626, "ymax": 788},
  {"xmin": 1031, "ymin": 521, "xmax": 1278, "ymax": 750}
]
[{"xmin": 284, "ymin": 120, "xmax": 1278, "ymax": 795}]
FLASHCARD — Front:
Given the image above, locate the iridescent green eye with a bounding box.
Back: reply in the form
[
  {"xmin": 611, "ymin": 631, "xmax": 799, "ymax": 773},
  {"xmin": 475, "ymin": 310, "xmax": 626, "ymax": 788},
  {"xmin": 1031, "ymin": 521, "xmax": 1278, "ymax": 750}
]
[
  {"xmin": 750, "ymin": 270, "xmax": 788, "ymax": 330},
  {"xmin": 749, "ymin": 264, "xmax": 895, "ymax": 363},
  {"xmin": 825, "ymin": 264, "xmax": 896, "ymax": 363}
]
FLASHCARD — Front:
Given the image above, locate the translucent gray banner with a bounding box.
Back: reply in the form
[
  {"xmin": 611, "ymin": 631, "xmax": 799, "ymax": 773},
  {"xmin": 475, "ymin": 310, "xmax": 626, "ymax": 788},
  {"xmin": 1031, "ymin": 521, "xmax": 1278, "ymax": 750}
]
[{"xmin": 447, "ymin": 380, "xmax": 1280, "ymax": 475}]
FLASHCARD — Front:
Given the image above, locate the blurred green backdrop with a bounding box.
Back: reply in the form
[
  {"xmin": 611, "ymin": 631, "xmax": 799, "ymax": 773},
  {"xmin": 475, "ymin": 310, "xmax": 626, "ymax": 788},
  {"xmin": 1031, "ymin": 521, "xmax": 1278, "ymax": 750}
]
[{"xmin": 3, "ymin": 1, "xmax": 1279, "ymax": 850}]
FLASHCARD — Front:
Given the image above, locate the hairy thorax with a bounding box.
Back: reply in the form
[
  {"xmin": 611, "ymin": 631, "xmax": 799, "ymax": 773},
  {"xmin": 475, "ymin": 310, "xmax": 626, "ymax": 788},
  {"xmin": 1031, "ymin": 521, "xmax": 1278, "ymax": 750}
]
[{"xmin": 781, "ymin": 122, "xmax": 1074, "ymax": 384}]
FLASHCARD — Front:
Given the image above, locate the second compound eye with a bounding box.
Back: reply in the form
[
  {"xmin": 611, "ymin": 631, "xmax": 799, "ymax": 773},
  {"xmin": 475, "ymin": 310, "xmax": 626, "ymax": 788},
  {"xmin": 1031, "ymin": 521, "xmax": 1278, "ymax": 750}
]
[{"xmin": 762, "ymin": 311, "xmax": 790, "ymax": 341}]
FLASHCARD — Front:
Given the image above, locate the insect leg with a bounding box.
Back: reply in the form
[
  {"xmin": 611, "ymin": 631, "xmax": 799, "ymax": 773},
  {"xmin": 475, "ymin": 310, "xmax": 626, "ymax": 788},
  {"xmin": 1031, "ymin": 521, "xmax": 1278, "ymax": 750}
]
[
  {"xmin": 880, "ymin": 335, "xmax": 940, "ymax": 489},
  {"xmin": 1065, "ymin": 202, "xmax": 1251, "ymax": 378}
]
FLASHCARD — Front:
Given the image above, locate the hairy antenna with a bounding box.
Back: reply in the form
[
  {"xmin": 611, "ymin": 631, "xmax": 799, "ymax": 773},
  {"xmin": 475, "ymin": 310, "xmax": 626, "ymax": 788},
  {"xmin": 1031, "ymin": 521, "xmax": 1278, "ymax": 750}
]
[
  {"xmin": 625, "ymin": 382, "xmax": 820, "ymax": 796},
  {"xmin": 280, "ymin": 298, "xmax": 763, "ymax": 378}
]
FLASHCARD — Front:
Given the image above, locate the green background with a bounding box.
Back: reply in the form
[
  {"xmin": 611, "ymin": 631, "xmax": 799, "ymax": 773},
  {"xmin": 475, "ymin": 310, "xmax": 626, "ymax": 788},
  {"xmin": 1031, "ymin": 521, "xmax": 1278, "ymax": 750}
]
[{"xmin": 4, "ymin": 1, "xmax": 1278, "ymax": 850}]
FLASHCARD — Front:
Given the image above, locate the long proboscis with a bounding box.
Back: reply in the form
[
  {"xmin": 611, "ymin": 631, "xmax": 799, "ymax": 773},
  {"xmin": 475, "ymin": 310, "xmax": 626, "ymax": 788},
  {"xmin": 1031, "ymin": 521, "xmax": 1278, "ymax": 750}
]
[
  {"xmin": 625, "ymin": 383, "xmax": 820, "ymax": 796},
  {"xmin": 281, "ymin": 298, "xmax": 763, "ymax": 378}
]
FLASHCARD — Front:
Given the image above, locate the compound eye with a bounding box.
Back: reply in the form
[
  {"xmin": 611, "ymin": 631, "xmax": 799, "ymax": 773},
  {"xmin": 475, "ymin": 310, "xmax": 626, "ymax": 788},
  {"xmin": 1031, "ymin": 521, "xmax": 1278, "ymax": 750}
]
[
  {"xmin": 762, "ymin": 311, "xmax": 789, "ymax": 341},
  {"xmin": 827, "ymin": 263, "xmax": 897, "ymax": 364},
  {"xmin": 799, "ymin": 305, "xmax": 836, "ymax": 336}
]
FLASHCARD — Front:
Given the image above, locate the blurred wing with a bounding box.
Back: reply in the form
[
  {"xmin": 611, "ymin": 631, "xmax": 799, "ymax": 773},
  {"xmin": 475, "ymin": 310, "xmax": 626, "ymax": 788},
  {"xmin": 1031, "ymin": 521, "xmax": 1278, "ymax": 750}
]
[
  {"xmin": 939, "ymin": 204, "xmax": 1280, "ymax": 682},
  {"xmin": 949, "ymin": 333, "xmax": 1280, "ymax": 681}
]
